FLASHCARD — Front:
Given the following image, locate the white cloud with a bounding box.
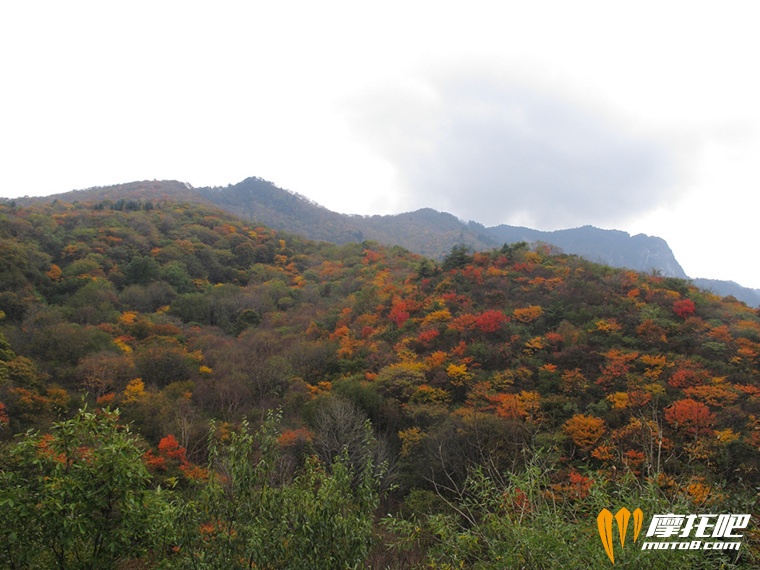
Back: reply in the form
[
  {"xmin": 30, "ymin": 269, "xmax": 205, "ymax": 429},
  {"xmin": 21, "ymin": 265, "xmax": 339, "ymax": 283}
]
[{"xmin": 346, "ymin": 68, "xmax": 676, "ymax": 228}]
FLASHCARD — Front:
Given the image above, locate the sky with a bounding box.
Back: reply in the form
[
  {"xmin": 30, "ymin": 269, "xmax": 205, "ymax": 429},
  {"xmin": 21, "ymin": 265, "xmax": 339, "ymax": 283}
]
[{"xmin": 1, "ymin": 1, "xmax": 759, "ymax": 289}]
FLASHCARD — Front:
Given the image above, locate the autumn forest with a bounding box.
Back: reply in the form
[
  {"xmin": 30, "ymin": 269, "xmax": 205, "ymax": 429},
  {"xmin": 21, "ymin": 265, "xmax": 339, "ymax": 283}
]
[{"xmin": 0, "ymin": 196, "xmax": 759, "ymax": 568}]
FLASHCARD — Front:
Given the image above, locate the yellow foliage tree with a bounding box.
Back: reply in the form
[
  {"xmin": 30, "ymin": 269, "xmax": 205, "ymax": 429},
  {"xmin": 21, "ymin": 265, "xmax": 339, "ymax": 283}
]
[
  {"xmin": 122, "ymin": 378, "xmax": 146, "ymax": 404},
  {"xmin": 513, "ymin": 305, "xmax": 543, "ymax": 324},
  {"xmin": 446, "ymin": 363, "xmax": 473, "ymax": 385}
]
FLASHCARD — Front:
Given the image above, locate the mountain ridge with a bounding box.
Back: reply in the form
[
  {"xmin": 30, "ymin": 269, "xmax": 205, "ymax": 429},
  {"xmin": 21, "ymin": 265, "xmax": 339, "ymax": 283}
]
[{"xmin": 8, "ymin": 176, "xmax": 759, "ymax": 306}]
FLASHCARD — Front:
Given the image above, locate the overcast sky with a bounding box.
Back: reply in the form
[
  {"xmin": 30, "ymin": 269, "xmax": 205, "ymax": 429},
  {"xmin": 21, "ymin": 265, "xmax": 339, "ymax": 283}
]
[{"xmin": 2, "ymin": 2, "xmax": 759, "ymax": 289}]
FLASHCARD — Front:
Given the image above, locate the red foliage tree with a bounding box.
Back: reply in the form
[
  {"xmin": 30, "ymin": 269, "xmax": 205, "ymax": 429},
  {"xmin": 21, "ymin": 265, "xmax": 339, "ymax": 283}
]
[
  {"xmin": 389, "ymin": 299, "xmax": 410, "ymax": 327},
  {"xmin": 664, "ymin": 398, "xmax": 715, "ymax": 436},
  {"xmin": 153, "ymin": 433, "xmax": 207, "ymax": 479},
  {"xmin": 475, "ymin": 310, "xmax": 508, "ymax": 333},
  {"xmin": 673, "ymin": 299, "xmax": 696, "ymax": 318},
  {"xmin": 417, "ymin": 328, "xmax": 440, "ymax": 343},
  {"xmin": 158, "ymin": 434, "xmax": 187, "ymax": 462}
]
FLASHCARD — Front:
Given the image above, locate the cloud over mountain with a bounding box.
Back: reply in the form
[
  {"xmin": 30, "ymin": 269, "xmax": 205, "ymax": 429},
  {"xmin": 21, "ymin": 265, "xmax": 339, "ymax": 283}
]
[{"xmin": 347, "ymin": 67, "xmax": 676, "ymax": 228}]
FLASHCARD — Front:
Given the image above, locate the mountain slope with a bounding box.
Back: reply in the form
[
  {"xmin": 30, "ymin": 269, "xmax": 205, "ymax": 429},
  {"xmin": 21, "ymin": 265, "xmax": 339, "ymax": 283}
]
[
  {"xmin": 14, "ymin": 180, "xmax": 203, "ymax": 206},
  {"xmin": 476, "ymin": 223, "xmax": 688, "ymax": 278},
  {"xmin": 1, "ymin": 196, "xmax": 760, "ymax": 566},
  {"xmin": 692, "ymin": 278, "xmax": 760, "ymax": 307},
  {"xmin": 197, "ymin": 179, "xmax": 688, "ymax": 278},
  {"xmin": 197, "ymin": 177, "xmax": 365, "ymax": 244},
  {"xmin": 8, "ymin": 176, "xmax": 757, "ymax": 305}
]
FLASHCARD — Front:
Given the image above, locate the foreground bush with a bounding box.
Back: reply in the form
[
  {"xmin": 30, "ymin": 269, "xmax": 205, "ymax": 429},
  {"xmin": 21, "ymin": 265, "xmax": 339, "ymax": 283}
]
[{"xmin": 0, "ymin": 408, "xmax": 380, "ymax": 569}]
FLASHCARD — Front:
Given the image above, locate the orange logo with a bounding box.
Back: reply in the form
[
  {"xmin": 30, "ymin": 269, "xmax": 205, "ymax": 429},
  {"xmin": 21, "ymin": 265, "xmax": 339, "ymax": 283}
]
[{"xmin": 597, "ymin": 507, "xmax": 644, "ymax": 564}]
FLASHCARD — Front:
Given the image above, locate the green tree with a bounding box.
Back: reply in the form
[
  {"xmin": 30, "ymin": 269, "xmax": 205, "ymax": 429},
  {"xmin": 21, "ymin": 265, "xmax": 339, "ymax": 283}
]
[
  {"xmin": 442, "ymin": 244, "xmax": 473, "ymax": 271},
  {"xmin": 0, "ymin": 408, "xmax": 175, "ymax": 569},
  {"xmin": 124, "ymin": 255, "xmax": 161, "ymax": 285}
]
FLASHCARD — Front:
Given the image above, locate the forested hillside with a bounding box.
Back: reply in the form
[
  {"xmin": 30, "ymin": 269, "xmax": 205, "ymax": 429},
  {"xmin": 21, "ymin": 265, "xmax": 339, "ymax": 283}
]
[
  {"xmin": 18, "ymin": 177, "xmax": 760, "ymax": 306},
  {"xmin": 0, "ymin": 198, "xmax": 758, "ymax": 568},
  {"xmin": 14, "ymin": 177, "xmax": 687, "ymax": 277}
]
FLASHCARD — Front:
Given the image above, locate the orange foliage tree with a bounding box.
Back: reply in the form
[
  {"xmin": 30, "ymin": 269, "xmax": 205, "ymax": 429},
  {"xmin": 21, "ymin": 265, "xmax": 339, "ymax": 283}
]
[
  {"xmin": 667, "ymin": 361, "xmax": 710, "ymax": 389},
  {"xmin": 563, "ymin": 414, "xmax": 606, "ymax": 451}
]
